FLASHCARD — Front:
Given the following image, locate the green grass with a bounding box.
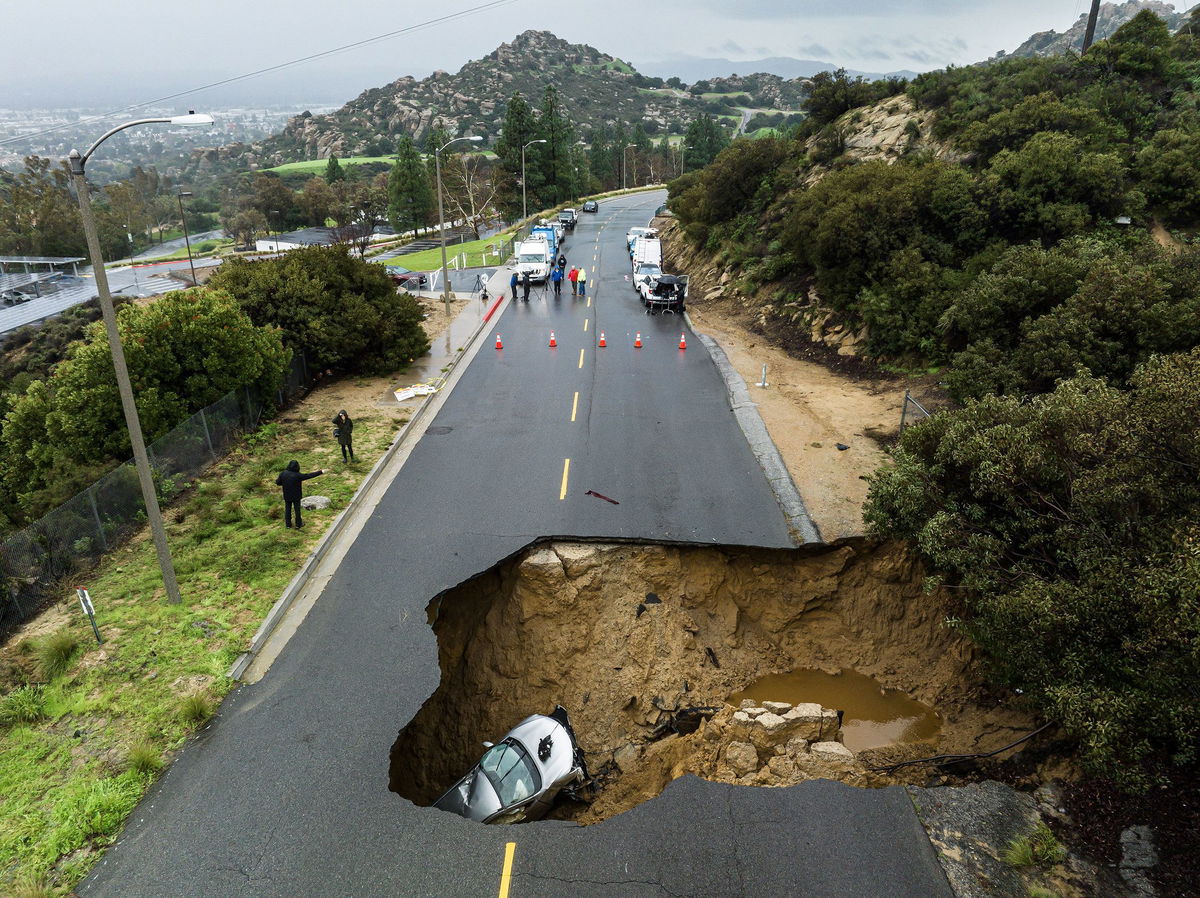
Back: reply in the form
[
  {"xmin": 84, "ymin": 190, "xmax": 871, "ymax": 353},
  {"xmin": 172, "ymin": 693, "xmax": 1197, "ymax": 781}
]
[
  {"xmin": 746, "ymin": 127, "xmax": 782, "ymax": 139},
  {"xmin": 1003, "ymin": 822, "xmax": 1066, "ymax": 868},
  {"xmin": 34, "ymin": 633, "xmax": 80, "ymax": 681},
  {"xmin": 265, "ymin": 151, "xmax": 494, "ymax": 176},
  {"xmin": 178, "ymin": 694, "xmax": 213, "ymax": 725},
  {"xmin": 382, "ymin": 232, "xmax": 516, "ymax": 271},
  {"xmin": 0, "ymin": 395, "xmax": 406, "ymax": 890}
]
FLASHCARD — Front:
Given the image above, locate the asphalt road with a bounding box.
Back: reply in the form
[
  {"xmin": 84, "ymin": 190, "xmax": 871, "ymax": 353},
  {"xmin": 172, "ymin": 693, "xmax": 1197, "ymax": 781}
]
[{"xmin": 79, "ymin": 192, "xmax": 951, "ymax": 898}]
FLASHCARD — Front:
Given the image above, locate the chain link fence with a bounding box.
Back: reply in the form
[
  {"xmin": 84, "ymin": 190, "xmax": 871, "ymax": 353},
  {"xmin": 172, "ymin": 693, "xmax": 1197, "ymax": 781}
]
[{"xmin": 0, "ymin": 351, "xmax": 310, "ymax": 634}]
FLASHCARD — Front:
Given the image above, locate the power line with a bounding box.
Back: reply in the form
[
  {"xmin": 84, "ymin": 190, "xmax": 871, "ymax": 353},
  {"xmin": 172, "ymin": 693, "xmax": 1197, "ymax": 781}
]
[{"xmin": 0, "ymin": 0, "xmax": 519, "ymax": 149}]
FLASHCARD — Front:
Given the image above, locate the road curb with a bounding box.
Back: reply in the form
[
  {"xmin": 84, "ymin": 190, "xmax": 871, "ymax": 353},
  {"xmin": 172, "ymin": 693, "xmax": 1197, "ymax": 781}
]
[
  {"xmin": 228, "ymin": 277, "xmax": 512, "ymax": 681},
  {"xmin": 686, "ymin": 310, "xmax": 822, "ymax": 546}
]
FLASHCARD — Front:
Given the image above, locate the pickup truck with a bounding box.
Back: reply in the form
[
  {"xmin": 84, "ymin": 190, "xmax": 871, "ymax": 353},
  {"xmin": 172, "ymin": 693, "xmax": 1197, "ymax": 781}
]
[{"xmin": 558, "ymin": 208, "xmax": 577, "ymax": 232}]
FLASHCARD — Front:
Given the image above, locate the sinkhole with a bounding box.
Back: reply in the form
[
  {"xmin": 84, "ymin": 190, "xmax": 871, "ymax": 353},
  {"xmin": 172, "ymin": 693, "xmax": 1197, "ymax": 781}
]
[{"xmin": 389, "ymin": 540, "xmax": 1033, "ymax": 824}]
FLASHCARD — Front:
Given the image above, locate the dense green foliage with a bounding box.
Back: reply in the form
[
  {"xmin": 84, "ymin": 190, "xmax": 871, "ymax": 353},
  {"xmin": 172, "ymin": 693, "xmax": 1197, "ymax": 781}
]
[
  {"xmin": 671, "ymin": 11, "xmax": 1200, "ymax": 785},
  {"xmin": 207, "ymin": 245, "xmax": 429, "ymax": 375},
  {"xmin": 670, "ymin": 11, "xmax": 1200, "ymax": 389},
  {"xmin": 0, "ymin": 290, "xmax": 289, "ymax": 526},
  {"xmin": 866, "ymin": 352, "xmax": 1200, "ymax": 785}
]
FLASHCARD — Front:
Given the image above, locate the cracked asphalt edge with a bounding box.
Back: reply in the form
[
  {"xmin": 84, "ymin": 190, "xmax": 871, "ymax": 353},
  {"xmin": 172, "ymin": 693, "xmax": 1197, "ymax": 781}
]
[
  {"xmin": 229, "ymin": 270, "xmax": 512, "ymax": 682},
  {"xmin": 688, "ymin": 317, "xmax": 822, "ymax": 546}
]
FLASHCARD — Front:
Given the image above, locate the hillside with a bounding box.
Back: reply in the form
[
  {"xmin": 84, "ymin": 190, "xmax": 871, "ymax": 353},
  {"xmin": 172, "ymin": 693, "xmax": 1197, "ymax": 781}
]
[
  {"xmin": 1005, "ymin": 0, "xmax": 1195, "ymax": 57},
  {"xmin": 188, "ymin": 31, "xmax": 815, "ymax": 174}
]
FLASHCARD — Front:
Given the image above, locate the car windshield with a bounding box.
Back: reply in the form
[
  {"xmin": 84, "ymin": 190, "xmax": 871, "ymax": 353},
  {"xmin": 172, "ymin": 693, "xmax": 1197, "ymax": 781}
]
[
  {"xmin": 478, "ymin": 739, "xmax": 541, "ymax": 807},
  {"xmin": 638, "ymin": 265, "xmax": 662, "ymax": 277},
  {"xmin": 519, "ymin": 254, "xmax": 546, "ymax": 264}
]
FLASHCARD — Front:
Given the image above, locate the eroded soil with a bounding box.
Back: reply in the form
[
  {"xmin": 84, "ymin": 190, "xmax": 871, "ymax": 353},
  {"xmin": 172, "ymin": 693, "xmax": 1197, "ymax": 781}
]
[{"xmin": 390, "ymin": 540, "xmax": 1035, "ymax": 823}]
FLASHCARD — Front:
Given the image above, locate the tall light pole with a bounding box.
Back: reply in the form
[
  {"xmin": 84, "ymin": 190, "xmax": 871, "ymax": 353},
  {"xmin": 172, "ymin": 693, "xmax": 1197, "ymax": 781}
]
[
  {"xmin": 521, "ymin": 138, "xmax": 547, "ymax": 221},
  {"xmin": 435, "ymin": 134, "xmax": 483, "ymax": 317},
  {"xmin": 1082, "ymin": 0, "xmax": 1102, "ymax": 51},
  {"xmin": 176, "ymin": 189, "xmax": 197, "ymax": 285},
  {"xmin": 622, "ymin": 143, "xmax": 637, "ymax": 190},
  {"xmin": 67, "ymin": 112, "xmax": 213, "ymax": 606}
]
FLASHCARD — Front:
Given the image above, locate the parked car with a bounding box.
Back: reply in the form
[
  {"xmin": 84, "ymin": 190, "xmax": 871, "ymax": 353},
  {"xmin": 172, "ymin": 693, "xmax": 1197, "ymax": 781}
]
[
  {"xmin": 633, "ymin": 263, "xmax": 663, "ymax": 300},
  {"xmin": 1, "ymin": 290, "xmax": 33, "ymax": 306},
  {"xmin": 433, "ymin": 706, "xmax": 589, "ymax": 825},
  {"xmin": 558, "ymin": 208, "xmax": 578, "ymax": 231},
  {"xmin": 645, "ymin": 274, "xmax": 688, "ymax": 314},
  {"xmin": 581, "ymin": 200, "xmax": 599, "ymax": 213},
  {"xmin": 384, "ymin": 265, "xmax": 428, "ymax": 289},
  {"xmin": 626, "ymin": 227, "xmax": 657, "ymax": 255}
]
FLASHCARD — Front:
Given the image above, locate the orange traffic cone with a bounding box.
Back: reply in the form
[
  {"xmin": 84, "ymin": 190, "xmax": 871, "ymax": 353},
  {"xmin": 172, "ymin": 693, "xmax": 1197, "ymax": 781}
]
[
  {"xmin": 598, "ymin": 332, "xmax": 607, "ymax": 348},
  {"xmin": 679, "ymin": 332, "xmax": 687, "ymax": 350},
  {"xmin": 495, "ymin": 333, "xmax": 503, "ymax": 350},
  {"xmin": 549, "ymin": 331, "xmax": 557, "ymax": 348},
  {"xmin": 634, "ymin": 332, "xmax": 643, "ymax": 348}
]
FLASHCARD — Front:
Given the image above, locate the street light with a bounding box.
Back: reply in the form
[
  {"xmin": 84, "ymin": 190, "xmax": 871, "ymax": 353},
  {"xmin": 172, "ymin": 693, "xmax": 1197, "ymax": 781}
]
[
  {"xmin": 270, "ymin": 210, "xmax": 281, "ymax": 253},
  {"xmin": 622, "ymin": 143, "xmax": 637, "ymax": 190},
  {"xmin": 435, "ymin": 134, "xmax": 484, "ymax": 317},
  {"xmin": 176, "ymin": 189, "xmax": 197, "ymax": 285},
  {"xmin": 521, "ymin": 138, "xmax": 547, "ymax": 221},
  {"xmin": 67, "ymin": 112, "xmax": 214, "ymax": 606}
]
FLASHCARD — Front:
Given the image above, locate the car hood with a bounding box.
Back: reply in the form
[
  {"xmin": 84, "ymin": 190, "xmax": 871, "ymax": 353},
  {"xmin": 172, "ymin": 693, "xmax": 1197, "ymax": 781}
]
[{"xmin": 433, "ymin": 768, "xmax": 502, "ymax": 822}]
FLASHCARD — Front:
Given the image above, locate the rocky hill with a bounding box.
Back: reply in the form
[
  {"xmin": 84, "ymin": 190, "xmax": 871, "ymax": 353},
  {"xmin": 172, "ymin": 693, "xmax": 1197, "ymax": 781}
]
[
  {"xmin": 200, "ymin": 31, "xmax": 788, "ymax": 172},
  {"xmin": 1005, "ymin": 0, "xmax": 1195, "ymax": 57}
]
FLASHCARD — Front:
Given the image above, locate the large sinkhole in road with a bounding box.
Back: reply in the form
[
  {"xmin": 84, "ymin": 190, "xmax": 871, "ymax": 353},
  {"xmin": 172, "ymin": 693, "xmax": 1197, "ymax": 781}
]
[{"xmin": 388, "ymin": 541, "xmax": 1032, "ymax": 824}]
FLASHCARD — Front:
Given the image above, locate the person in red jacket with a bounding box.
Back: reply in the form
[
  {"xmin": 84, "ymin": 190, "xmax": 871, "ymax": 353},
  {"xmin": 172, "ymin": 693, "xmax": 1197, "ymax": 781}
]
[{"xmin": 568, "ymin": 266, "xmax": 579, "ymax": 295}]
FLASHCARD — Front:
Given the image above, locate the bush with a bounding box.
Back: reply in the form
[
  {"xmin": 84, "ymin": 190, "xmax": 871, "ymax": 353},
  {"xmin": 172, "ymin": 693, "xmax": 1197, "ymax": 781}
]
[
  {"xmin": 179, "ymin": 693, "xmax": 214, "ymax": 724},
  {"xmin": 866, "ymin": 351, "xmax": 1200, "ymax": 786},
  {"xmin": 1003, "ymin": 823, "xmax": 1066, "ymax": 867},
  {"xmin": 35, "ymin": 630, "xmax": 81, "ymax": 680},
  {"xmin": 0, "ymin": 684, "xmax": 49, "ymax": 725},
  {"xmin": 207, "ymin": 245, "xmax": 430, "ymax": 376},
  {"xmin": 126, "ymin": 742, "xmax": 164, "ymax": 775}
]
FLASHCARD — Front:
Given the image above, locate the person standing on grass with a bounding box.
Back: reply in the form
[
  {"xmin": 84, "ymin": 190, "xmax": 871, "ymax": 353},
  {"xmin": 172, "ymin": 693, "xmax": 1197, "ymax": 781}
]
[
  {"xmin": 275, "ymin": 461, "xmax": 324, "ymax": 529},
  {"xmin": 577, "ymin": 266, "xmax": 587, "ymax": 297},
  {"xmin": 332, "ymin": 409, "xmax": 354, "ymax": 462},
  {"xmin": 568, "ymin": 266, "xmax": 579, "ymax": 295},
  {"xmin": 510, "ymin": 270, "xmax": 519, "ymax": 301},
  {"xmin": 551, "ymin": 264, "xmax": 563, "ymax": 297}
]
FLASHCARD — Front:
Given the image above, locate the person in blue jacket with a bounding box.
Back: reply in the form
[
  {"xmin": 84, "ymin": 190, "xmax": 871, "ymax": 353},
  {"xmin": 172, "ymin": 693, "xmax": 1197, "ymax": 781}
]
[
  {"xmin": 510, "ymin": 270, "xmax": 519, "ymax": 301},
  {"xmin": 551, "ymin": 264, "xmax": 564, "ymax": 297}
]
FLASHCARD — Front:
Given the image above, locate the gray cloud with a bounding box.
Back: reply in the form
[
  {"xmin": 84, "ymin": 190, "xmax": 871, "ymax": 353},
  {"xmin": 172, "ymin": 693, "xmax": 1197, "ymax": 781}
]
[
  {"xmin": 676, "ymin": 0, "xmax": 971, "ymax": 18},
  {"xmin": 797, "ymin": 42, "xmax": 834, "ymax": 57}
]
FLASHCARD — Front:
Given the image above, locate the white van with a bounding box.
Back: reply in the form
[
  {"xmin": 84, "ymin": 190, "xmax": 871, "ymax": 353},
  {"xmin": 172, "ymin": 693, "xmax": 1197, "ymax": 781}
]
[
  {"xmin": 516, "ymin": 235, "xmax": 552, "ymax": 282},
  {"xmin": 625, "ymin": 227, "xmax": 658, "ymax": 255},
  {"xmin": 631, "ymin": 236, "xmax": 662, "ymax": 273}
]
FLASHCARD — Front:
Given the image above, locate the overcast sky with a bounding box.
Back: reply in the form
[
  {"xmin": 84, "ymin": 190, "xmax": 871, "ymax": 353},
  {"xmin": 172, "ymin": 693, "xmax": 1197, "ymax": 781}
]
[{"xmin": 7, "ymin": 0, "xmax": 1106, "ymax": 108}]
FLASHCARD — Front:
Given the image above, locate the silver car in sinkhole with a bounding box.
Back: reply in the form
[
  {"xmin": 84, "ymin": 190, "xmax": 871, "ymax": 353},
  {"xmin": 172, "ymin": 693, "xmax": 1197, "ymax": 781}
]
[{"xmin": 433, "ymin": 706, "xmax": 589, "ymax": 824}]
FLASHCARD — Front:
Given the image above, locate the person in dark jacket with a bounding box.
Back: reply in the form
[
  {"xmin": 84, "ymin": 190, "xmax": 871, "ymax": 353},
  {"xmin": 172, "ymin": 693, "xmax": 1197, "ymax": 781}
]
[
  {"xmin": 522, "ymin": 270, "xmax": 532, "ymax": 301},
  {"xmin": 550, "ymin": 265, "xmax": 563, "ymax": 297},
  {"xmin": 509, "ymin": 270, "xmax": 519, "ymax": 301},
  {"xmin": 332, "ymin": 409, "xmax": 354, "ymax": 461},
  {"xmin": 275, "ymin": 460, "xmax": 324, "ymax": 528}
]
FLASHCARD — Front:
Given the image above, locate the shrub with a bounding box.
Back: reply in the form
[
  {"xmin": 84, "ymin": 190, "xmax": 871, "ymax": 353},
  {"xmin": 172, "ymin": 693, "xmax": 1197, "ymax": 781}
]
[
  {"xmin": 1003, "ymin": 823, "xmax": 1066, "ymax": 867},
  {"xmin": 179, "ymin": 693, "xmax": 214, "ymax": 724},
  {"xmin": 0, "ymin": 684, "xmax": 49, "ymax": 725},
  {"xmin": 127, "ymin": 742, "xmax": 164, "ymax": 775},
  {"xmin": 34, "ymin": 630, "xmax": 81, "ymax": 680}
]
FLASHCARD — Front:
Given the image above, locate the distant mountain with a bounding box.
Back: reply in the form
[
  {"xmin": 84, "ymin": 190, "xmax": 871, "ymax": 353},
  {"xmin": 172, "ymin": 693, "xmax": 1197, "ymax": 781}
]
[
  {"xmin": 1003, "ymin": 0, "xmax": 1196, "ymax": 58},
  {"xmin": 635, "ymin": 55, "xmax": 918, "ymax": 84},
  {"xmin": 192, "ymin": 31, "xmax": 819, "ymax": 173}
]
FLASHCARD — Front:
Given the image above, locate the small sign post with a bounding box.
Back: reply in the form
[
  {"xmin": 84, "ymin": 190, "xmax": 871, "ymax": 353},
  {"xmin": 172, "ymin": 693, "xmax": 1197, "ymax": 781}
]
[{"xmin": 75, "ymin": 587, "xmax": 103, "ymax": 645}]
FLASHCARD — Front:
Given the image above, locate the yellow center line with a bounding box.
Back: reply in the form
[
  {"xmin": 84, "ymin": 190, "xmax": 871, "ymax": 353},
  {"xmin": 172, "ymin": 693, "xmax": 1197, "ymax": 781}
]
[
  {"xmin": 587, "ymin": 296, "xmax": 591, "ymax": 307},
  {"xmin": 578, "ymin": 347, "xmax": 585, "ymax": 368},
  {"xmin": 583, "ymin": 319, "xmax": 589, "ymax": 332},
  {"xmin": 571, "ymin": 391, "xmax": 579, "ymax": 421},
  {"xmin": 498, "ymin": 841, "xmax": 516, "ymax": 898},
  {"xmin": 559, "ymin": 459, "xmax": 570, "ymax": 501}
]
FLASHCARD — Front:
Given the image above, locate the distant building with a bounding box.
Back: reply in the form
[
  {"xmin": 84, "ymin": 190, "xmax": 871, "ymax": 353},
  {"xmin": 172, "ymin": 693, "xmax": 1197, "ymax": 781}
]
[{"xmin": 254, "ymin": 225, "xmax": 373, "ymax": 253}]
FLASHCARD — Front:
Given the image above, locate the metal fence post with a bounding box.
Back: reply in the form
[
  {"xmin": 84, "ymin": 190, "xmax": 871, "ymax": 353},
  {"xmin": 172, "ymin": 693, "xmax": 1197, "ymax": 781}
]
[
  {"xmin": 199, "ymin": 408, "xmax": 217, "ymax": 462},
  {"xmin": 86, "ymin": 485, "xmax": 108, "ymax": 551},
  {"xmin": 900, "ymin": 390, "xmax": 910, "ymax": 431}
]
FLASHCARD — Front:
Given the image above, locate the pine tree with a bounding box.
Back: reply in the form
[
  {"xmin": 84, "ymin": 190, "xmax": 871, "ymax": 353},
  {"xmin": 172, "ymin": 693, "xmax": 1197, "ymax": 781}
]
[
  {"xmin": 324, "ymin": 155, "xmax": 345, "ymax": 184},
  {"xmin": 387, "ymin": 135, "xmax": 434, "ymax": 236},
  {"xmin": 537, "ymin": 85, "xmax": 576, "ymax": 206},
  {"xmin": 495, "ymin": 93, "xmax": 540, "ymax": 218}
]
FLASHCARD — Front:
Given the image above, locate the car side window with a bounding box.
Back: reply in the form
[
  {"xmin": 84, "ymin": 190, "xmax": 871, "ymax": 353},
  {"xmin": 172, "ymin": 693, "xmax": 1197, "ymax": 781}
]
[{"xmin": 479, "ymin": 740, "xmax": 541, "ymax": 807}]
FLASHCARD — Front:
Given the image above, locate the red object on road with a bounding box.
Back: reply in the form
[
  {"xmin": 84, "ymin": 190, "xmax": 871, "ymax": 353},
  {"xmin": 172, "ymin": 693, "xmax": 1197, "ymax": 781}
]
[
  {"xmin": 598, "ymin": 332, "xmax": 607, "ymax": 348},
  {"xmin": 495, "ymin": 333, "xmax": 503, "ymax": 350},
  {"xmin": 634, "ymin": 333, "xmax": 643, "ymax": 348},
  {"xmin": 549, "ymin": 331, "xmax": 557, "ymax": 348},
  {"xmin": 679, "ymin": 332, "xmax": 687, "ymax": 350}
]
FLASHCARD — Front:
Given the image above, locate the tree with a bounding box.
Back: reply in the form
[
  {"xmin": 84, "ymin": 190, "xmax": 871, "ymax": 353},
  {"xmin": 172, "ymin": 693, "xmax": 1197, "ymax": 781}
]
[
  {"xmin": 442, "ymin": 154, "xmax": 504, "ymax": 238},
  {"xmin": 495, "ymin": 93, "xmax": 540, "ymax": 217},
  {"xmin": 298, "ymin": 176, "xmax": 337, "ymax": 226},
  {"xmin": 324, "ymin": 155, "xmax": 346, "ymax": 184},
  {"xmin": 208, "ymin": 245, "xmax": 430, "ymax": 375},
  {"xmin": 865, "ymin": 351, "xmax": 1200, "ymax": 785},
  {"xmin": 534, "ymin": 85, "xmax": 576, "ymax": 205},
  {"xmin": 682, "ymin": 114, "xmax": 729, "ymax": 171},
  {"xmin": 1, "ymin": 290, "xmax": 289, "ymax": 518},
  {"xmin": 0, "ymin": 157, "xmax": 85, "ymax": 258},
  {"xmin": 388, "ymin": 135, "xmax": 434, "ymax": 236}
]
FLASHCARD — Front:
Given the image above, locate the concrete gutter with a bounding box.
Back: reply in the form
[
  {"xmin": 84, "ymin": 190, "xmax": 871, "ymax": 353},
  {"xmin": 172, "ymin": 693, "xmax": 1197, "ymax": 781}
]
[
  {"xmin": 686, "ymin": 311, "xmax": 822, "ymax": 546},
  {"xmin": 229, "ymin": 270, "xmax": 513, "ymax": 682}
]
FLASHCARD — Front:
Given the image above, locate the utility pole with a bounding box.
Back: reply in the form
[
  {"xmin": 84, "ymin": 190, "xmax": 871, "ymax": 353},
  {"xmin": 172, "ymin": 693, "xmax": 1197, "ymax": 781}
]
[{"xmin": 1082, "ymin": 0, "xmax": 1102, "ymax": 52}]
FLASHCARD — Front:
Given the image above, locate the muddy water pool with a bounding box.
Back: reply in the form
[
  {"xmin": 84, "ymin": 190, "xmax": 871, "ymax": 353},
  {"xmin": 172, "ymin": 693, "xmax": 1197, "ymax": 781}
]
[{"xmin": 729, "ymin": 668, "xmax": 941, "ymax": 752}]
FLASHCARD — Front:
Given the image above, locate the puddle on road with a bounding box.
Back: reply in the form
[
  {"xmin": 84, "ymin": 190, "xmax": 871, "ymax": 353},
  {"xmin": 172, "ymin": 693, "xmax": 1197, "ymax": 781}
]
[{"xmin": 729, "ymin": 668, "xmax": 941, "ymax": 752}]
